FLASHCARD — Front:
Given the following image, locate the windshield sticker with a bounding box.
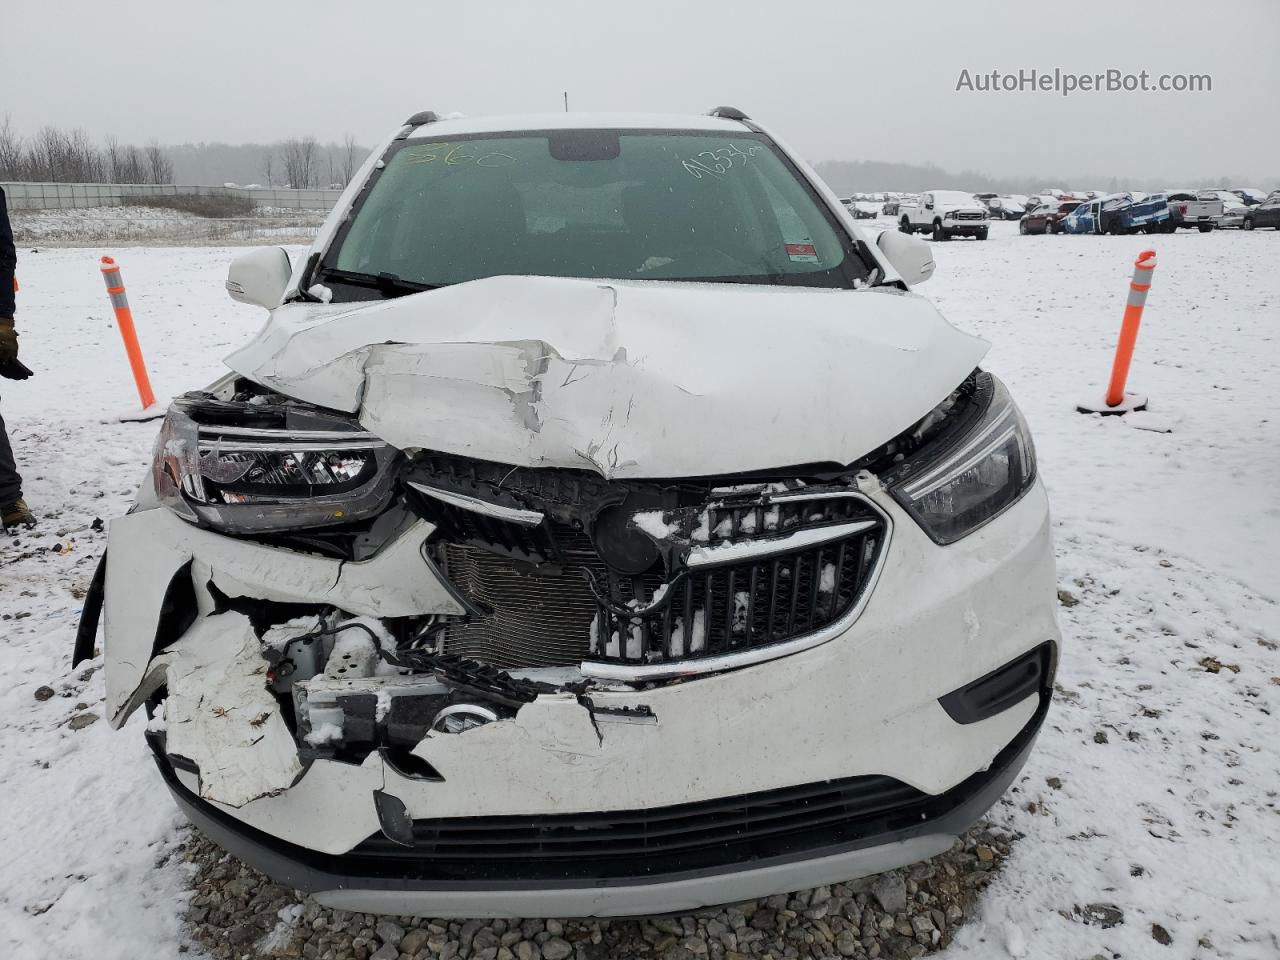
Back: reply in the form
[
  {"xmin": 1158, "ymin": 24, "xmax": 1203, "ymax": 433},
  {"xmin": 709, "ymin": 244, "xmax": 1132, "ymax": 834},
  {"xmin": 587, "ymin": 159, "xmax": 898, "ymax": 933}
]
[
  {"xmin": 784, "ymin": 242, "xmax": 819, "ymax": 263},
  {"xmin": 405, "ymin": 144, "xmax": 518, "ymax": 168},
  {"xmin": 681, "ymin": 143, "xmax": 762, "ymax": 179}
]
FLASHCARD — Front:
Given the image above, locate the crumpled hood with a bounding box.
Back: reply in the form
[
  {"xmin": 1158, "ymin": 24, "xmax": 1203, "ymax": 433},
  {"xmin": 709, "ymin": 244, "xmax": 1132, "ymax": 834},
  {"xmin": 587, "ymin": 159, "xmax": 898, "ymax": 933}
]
[{"xmin": 226, "ymin": 275, "xmax": 988, "ymax": 479}]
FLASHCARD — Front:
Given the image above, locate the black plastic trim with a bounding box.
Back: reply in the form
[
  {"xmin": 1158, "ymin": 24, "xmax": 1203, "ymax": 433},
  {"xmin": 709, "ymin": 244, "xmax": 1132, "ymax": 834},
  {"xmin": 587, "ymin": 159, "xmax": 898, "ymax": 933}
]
[
  {"xmin": 940, "ymin": 641, "xmax": 1056, "ymax": 725},
  {"xmin": 72, "ymin": 550, "xmax": 107, "ymax": 667}
]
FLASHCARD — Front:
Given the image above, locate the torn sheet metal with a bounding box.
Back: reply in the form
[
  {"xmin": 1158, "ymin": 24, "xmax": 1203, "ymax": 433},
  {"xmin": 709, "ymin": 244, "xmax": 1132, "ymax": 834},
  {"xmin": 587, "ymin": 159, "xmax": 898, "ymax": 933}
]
[
  {"xmin": 104, "ymin": 508, "xmax": 464, "ymax": 727},
  {"xmin": 147, "ymin": 612, "xmax": 303, "ymax": 807},
  {"xmin": 225, "ymin": 275, "xmax": 989, "ymax": 478}
]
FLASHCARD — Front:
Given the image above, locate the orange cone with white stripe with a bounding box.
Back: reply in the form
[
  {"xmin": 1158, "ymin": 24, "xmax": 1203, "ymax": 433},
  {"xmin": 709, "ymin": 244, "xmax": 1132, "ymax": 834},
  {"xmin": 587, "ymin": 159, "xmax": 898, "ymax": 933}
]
[
  {"xmin": 100, "ymin": 256, "xmax": 157, "ymax": 410},
  {"xmin": 1077, "ymin": 250, "xmax": 1156, "ymax": 415}
]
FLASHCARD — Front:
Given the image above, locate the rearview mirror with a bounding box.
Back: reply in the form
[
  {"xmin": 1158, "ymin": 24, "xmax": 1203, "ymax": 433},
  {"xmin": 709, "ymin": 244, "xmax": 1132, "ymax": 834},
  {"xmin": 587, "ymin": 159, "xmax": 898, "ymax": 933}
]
[
  {"xmin": 226, "ymin": 247, "xmax": 292, "ymax": 309},
  {"xmin": 876, "ymin": 230, "xmax": 935, "ymax": 286}
]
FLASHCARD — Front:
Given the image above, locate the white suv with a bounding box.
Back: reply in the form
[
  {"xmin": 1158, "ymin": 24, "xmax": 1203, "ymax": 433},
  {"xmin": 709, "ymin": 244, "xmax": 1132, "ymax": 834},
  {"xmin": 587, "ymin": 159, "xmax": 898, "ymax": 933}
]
[
  {"xmin": 82, "ymin": 108, "xmax": 1059, "ymax": 918},
  {"xmin": 900, "ymin": 190, "xmax": 991, "ymax": 241}
]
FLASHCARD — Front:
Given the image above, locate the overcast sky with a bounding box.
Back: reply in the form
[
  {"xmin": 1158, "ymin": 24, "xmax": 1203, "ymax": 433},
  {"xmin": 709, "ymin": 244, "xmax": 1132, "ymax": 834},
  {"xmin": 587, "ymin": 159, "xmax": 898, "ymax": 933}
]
[{"xmin": 3, "ymin": 0, "xmax": 1277, "ymax": 183}]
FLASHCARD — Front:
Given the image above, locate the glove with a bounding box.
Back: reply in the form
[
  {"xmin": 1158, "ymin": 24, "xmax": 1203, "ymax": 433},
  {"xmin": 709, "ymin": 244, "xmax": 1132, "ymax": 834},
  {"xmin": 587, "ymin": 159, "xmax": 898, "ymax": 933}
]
[
  {"xmin": 0, "ymin": 318, "xmax": 16, "ymax": 366},
  {"xmin": 0, "ymin": 357, "xmax": 32, "ymax": 381}
]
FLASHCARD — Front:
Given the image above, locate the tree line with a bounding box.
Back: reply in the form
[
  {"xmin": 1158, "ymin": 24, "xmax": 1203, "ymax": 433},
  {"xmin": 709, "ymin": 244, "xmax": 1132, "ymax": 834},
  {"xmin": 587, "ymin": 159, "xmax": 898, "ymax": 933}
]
[
  {"xmin": 0, "ymin": 118, "xmax": 368, "ymax": 189},
  {"xmin": 0, "ymin": 118, "xmax": 174, "ymax": 184}
]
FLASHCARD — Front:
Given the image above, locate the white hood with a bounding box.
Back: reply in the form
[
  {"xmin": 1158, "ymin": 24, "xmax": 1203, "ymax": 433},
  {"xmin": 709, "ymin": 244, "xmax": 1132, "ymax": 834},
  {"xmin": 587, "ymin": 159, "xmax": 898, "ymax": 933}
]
[{"xmin": 226, "ymin": 275, "xmax": 988, "ymax": 479}]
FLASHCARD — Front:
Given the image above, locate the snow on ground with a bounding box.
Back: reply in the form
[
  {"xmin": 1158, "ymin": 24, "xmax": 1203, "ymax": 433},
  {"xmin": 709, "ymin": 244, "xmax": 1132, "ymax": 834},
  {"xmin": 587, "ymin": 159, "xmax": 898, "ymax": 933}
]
[
  {"xmin": 10, "ymin": 206, "xmax": 322, "ymax": 245},
  {"xmin": 1, "ymin": 224, "xmax": 1277, "ymax": 957}
]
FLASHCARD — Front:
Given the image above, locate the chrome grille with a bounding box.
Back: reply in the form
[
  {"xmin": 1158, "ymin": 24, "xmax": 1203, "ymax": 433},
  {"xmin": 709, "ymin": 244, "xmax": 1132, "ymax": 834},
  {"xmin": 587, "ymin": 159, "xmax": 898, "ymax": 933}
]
[{"xmin": 589, "ymin": 497, "xmax": 886, "ymax": 670}]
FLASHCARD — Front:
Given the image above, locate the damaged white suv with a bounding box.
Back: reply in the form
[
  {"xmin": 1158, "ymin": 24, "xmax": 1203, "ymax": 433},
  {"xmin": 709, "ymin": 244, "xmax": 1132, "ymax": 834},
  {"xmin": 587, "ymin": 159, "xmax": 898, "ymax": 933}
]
[{"xmin": 78, "ymin": 108, "xmax": 1060, "ymax": 918}]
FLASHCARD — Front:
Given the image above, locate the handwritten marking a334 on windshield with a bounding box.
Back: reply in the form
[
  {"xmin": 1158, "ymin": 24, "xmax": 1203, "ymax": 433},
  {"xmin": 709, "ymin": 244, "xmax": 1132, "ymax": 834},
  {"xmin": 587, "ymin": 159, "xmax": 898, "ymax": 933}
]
[
  {"xmin": 405, "ymin": 143, "xmax": 519, "ymax": 167},
  {"xmin": 681, "ymin": 143, "xmax": 762, "ymax": 179}
]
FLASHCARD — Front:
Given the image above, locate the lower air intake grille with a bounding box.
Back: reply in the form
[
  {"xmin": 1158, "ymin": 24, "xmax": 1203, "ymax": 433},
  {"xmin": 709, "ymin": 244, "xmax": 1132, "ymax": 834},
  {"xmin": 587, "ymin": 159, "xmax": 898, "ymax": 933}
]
[{"xmin": 353, "ymin": 773, "xmax": 926, "ymax": 871}]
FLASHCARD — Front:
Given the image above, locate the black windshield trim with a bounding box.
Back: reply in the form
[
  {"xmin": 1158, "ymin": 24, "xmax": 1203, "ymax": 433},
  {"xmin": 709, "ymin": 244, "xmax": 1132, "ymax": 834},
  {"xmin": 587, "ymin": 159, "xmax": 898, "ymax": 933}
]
[{"xmin": 318, "ymin": 128, "xmax": 874, "ymax": 299}]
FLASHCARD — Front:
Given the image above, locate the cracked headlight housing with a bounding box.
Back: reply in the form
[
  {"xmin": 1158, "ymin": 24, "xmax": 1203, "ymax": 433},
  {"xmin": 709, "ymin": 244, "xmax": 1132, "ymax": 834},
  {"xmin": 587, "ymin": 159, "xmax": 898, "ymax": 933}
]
[
  {"xmin": 152, "ymin": 405, "xmax": 397, "ymax": 534},
  {"xmin": 889, "ymin": 374, "xmax": 1036, "ymax": 544}
]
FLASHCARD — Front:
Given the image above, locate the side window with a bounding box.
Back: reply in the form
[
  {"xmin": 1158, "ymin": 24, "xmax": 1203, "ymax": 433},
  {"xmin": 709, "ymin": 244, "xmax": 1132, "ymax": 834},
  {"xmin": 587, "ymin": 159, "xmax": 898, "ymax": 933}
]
[{"xmin": 923, "ymin": 194, "xmax": 933, "ymax": 207}]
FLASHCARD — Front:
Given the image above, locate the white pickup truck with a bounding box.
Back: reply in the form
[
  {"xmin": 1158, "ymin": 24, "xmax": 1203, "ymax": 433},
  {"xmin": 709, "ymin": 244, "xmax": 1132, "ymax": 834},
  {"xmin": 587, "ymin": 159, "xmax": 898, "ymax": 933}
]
[
  {"xmin": 898, "ymin": 190, "xmax": 990, "ymax": 241},
  {"xmin": 1165, "ymin": 190, "xmax": 1223, "ymax": 232}
]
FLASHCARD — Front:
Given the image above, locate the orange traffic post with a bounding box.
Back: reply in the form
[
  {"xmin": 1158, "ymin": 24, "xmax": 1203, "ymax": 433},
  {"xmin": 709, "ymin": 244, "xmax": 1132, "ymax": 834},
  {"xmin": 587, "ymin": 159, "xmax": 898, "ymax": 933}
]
[
  {"xmin": 99, "ymin": 256, "xmax": 157, "ymax": 410},
  {"xmin": 1077, "ymin": 249, "xmax": 1157, "ymax": 415}
]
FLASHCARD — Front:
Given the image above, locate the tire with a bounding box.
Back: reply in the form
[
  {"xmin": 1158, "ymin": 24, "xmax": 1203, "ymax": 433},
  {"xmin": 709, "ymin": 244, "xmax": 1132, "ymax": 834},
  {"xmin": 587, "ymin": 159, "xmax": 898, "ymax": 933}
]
[
  {"xmin": 900, "ymin": 217, "xmax": 912, "ymax": 234},
  {"xmin": 1198, "ymin": 223, "xmax": 1214, "ymax": 233},
  {"xmin": 977, "ymin": 229, "xmax": 988, "ymax": 240},
  {"xmin": 932, "ymin": 220, "xmax": 948, "ymax": 241},
  {"xmin": 1019, "ymin": 220, "xmax": 1028, "ymax": 235},
  {"xmin": 1242, "ymin": 217, "xmax": 1254, "ymax": 231}
]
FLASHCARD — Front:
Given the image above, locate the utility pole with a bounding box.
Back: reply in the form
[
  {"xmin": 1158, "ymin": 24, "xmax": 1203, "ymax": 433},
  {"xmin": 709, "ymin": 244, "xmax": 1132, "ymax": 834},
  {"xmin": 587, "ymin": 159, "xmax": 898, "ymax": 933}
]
[{"xmin": 563, "ymin": 91, "xmax": 569, "ymax": 112}]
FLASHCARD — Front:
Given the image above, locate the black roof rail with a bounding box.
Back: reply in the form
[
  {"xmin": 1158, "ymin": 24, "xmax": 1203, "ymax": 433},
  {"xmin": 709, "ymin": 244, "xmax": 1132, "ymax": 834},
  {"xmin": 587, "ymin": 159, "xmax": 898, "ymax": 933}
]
[
  {"xmin": 707, "ymin": 105, "xmax": 750, "ymax": 121},
  {"xmin": 395, "ymin": 110, "xmax": 440, "ymax": 141}
]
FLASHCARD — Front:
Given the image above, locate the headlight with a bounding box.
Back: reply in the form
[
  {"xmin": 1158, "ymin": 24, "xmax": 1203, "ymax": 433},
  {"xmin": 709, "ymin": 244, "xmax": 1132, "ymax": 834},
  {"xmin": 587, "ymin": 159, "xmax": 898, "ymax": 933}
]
[
  {"xmin": 888, "ymin": 375, "xmax": 1036, "ymax": 544},
  {"xmin": 944, "ymin": 211, "xmax": 955, "ymax": 219},
  {"xmin": 152, "ymin": 405, "xmax": 397, "ymax": 534}
]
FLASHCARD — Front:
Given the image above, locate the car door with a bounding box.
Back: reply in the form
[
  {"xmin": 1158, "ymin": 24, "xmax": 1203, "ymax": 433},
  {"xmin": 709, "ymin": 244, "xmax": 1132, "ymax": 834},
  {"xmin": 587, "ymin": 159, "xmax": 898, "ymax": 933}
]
[
  {"xmin": 1262, "ymin": 199, "xmax": 1280, "ymax": 227},
  {"xmin": 919, "ymin": 193, "xmax": 933, "ymax": 224},
  {"xmin": 1079, "ymin": 201, "xmax": 1100, "ymax": 233}
]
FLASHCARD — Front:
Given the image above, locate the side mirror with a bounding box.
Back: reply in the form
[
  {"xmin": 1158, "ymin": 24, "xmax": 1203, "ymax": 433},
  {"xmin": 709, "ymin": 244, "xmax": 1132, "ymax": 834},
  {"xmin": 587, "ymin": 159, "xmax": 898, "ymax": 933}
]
[
  {"xmin": 877, "ymin": 230, "xmax": 935, "ymax": 286},
  {"xmin": 226, "ymin": 247, "xmax": 292, "ymax": 309}
]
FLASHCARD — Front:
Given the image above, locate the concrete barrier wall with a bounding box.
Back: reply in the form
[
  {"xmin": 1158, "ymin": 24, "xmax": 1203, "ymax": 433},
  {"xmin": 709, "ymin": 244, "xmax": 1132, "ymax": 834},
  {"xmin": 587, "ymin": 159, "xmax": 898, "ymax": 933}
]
[{"xmin": 1, "ymin": 182, "xmax": 343, "ymax": 212}]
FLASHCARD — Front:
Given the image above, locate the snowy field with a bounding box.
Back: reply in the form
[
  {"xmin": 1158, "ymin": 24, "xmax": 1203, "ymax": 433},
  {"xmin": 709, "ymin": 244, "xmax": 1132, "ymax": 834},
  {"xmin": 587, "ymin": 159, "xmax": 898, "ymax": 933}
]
[
  {"xmin": 1, "ymin": 222, "xmax": 1277, "ymax": 958},
  {"xmin": 9, "ymin": 205, "xmax": 324, "ymax": 245}
]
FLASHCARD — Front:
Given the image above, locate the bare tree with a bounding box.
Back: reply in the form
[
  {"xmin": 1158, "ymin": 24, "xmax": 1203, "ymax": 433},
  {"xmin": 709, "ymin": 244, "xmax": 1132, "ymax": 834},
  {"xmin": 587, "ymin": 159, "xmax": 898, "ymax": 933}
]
[
  {"xmin": 145, "ymin": 140, "xmax": 174, "ymax": 184},
  {"xmin": 118, "ymin": 144, "xmax": 147, "ymax": 184},
  {"xmin": 281, "ymin": 137, "xmax": 318, "ymax": 189},
  {"xmin": 264, "ymin": 150, "xmax": 276, "ymax": 187},
  {"xmin": 104, "ymin": 135, "xmax": 123, "ymax": 183},
  {"xmin": 339, "ymin": 134, "xmax": 359, "ymax": 186},
  {"xmin": 0, "ymin": 115, "xmax": 24, "ymax": 180}
]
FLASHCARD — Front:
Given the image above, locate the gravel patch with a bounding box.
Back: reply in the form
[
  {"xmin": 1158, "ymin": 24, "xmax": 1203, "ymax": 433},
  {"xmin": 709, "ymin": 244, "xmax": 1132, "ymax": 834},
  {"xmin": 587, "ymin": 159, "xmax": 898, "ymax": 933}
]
[{"xmin": 182, "ymin": 824, "xmax": 1012, "ymax": 960}]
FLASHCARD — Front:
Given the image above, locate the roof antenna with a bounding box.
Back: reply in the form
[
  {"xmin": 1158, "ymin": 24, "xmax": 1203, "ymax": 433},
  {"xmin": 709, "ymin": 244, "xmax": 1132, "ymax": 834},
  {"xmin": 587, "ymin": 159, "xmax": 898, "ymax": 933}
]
[{"xmin": 564, "ymin": 91, "xmax": 569, "ymax": 112}]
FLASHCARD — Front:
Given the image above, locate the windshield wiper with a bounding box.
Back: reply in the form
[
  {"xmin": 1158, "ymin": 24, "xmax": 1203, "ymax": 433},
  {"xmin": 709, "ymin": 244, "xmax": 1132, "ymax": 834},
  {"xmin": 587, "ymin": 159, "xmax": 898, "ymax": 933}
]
[{"xmin": 317, "ymin": 267, "xmax": 441, "ymax": 298}]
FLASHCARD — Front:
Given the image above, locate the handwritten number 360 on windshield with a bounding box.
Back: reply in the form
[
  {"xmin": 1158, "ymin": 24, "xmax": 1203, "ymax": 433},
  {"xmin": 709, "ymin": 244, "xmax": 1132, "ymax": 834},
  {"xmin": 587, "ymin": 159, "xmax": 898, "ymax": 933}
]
[{"xmin": 406, "ymin": 144, "xmax": 518, "ymax": 168}]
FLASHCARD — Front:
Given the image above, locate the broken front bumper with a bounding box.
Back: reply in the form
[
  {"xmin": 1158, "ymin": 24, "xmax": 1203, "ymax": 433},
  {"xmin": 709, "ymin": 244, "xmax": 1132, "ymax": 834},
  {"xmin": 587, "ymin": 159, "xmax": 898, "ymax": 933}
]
[
  {"xmin": 99, "ymin": 479, "xmax": 1059, "ymax": 917},
  {"xmin": 151, "ymin": 690, "xmax": 1046, "ymax": 917}
]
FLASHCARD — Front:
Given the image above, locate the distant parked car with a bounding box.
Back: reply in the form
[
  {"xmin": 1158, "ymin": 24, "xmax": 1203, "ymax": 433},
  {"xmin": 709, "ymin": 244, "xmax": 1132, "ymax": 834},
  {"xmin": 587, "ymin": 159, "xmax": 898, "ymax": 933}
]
[
  {"xmin": 841, "ymin": 198, "xmax": 879, "ymax": 220},
  {"xmin": 899, "ymin": 190, "xmax": 990, "ymax": 240},
  {"xmin": 1205, "ymin": 192, "xmax": 1249, "ymax": 229},
  {"xmin": 1242, "ymin": 196, "xmax": 1280, "ymax": 230},
  {"xmin": 1019, "ymin": 199, "xmax": 1084, "ymax": 235},
  {"xmin": 882, "ymin": 195, "xmax": 916, "ymax": 217},
  {"xmin": 982, "ymin": 196, "xmax": 1025, "ymax": 220},
  {"xmin": 1231, "ymin": 188, "xmax": 1268, "ymax": 206},
  {"xmin": 1060, "ymin": 193, "xmax": 1171, "ymax": 235},
  {"xmin": 1164, "ymin": 191, "xmax": 1223, "ymax": 232}
]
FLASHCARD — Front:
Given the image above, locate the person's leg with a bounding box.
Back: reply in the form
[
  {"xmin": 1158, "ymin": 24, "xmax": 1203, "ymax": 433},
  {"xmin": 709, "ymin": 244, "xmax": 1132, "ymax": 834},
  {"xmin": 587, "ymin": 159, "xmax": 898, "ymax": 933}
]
[{"xmin": 0, "ymin": 401, "xmax": 24, "ymax": 508}]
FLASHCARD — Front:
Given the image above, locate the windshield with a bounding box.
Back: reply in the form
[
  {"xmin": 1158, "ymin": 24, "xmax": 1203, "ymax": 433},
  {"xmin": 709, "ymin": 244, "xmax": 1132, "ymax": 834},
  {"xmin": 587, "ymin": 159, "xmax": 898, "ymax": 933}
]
[{"xmin": 322, "ymin": 129, "xmax": 868, "ymax": 296}]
